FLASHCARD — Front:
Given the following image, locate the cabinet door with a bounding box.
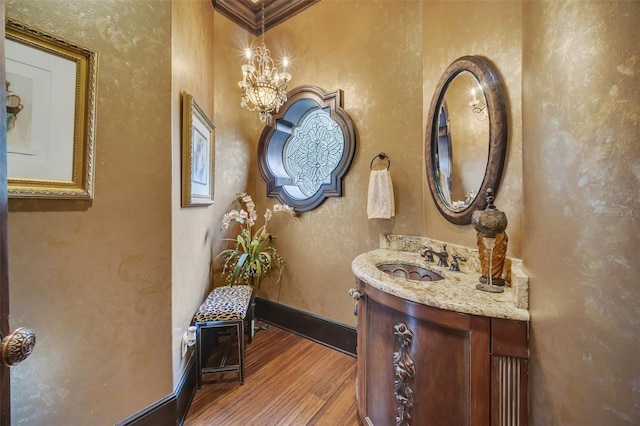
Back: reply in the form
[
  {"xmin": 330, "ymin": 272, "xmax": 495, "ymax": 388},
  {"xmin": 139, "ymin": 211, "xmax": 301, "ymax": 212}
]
[{"xmin": 359, "ymin": 280, "xmax": 490, "ymax": 426}]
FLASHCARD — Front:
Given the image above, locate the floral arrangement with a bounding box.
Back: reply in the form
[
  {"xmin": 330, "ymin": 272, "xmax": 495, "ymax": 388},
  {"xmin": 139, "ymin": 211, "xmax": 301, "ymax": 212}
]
[{"xmin": 218, "ymin": 192, "xmax": 295, "ymax": 288}]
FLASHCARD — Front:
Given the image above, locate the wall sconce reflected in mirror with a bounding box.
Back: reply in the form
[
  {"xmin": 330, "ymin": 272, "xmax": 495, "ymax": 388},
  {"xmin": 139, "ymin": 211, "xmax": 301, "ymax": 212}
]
[{"xmin": 468, "ymin": 87, "xmax": 488, "ymax": 121}]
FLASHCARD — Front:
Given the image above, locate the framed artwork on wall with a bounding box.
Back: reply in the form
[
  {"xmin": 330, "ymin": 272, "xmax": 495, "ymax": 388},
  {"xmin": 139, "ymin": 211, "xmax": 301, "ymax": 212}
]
[
  {"xmin": 5, "ymin": 19, "xmax": 98, "ymax": 199},
  {"xmin": 181, "ymin": 91, "xmax": 215, "ymax": 207}
]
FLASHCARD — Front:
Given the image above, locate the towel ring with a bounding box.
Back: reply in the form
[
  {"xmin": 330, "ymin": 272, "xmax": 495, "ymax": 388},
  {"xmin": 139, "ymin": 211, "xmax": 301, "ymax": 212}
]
[{"xmin": 370, "ymin": 152, "xmax": 390, "ymax": 170}]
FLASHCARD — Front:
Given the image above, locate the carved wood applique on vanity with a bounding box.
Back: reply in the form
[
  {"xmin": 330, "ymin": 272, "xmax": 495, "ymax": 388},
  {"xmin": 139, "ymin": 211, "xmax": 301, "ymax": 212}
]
[{"xmin": 393, "ymin": 323, "xmax": 415, "ymax": 426}]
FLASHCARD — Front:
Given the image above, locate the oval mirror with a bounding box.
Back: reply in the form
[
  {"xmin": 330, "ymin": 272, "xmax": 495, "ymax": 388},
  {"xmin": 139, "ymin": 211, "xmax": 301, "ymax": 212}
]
[{"xmin": 425, "ymin": 56, "xmax": 507, "ymax": 225}]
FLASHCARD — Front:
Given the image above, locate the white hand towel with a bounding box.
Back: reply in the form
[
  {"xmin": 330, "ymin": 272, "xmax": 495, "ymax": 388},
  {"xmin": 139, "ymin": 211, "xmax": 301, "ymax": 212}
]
[{"xmin": 367, "ymin": 169, "xmax": 395, "ymax": 219}]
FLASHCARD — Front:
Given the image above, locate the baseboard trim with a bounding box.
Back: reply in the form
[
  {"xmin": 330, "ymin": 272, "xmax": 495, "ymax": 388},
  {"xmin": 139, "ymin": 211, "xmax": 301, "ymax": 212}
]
[
  {"xmin": 115, "ymin": 352, "xmax": 197, "ymax": 426},
  {"xmin": 255, "ymin": 297, "xmax": 357, "ymax": 357}
]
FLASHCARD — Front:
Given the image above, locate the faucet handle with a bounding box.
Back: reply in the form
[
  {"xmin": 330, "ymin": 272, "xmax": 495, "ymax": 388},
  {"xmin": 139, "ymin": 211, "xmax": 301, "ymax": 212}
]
[
  {"xmin": 420, "ymin": 245, "xmax": 434, "ymax": 262},
  {"xmin": 449, "ymin": 254, "xmax": 468, "ymax": 272}
]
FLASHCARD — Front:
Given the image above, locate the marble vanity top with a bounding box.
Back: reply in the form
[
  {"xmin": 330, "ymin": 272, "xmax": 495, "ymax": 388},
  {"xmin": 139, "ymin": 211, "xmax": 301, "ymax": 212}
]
[{"xmin": 351, "ymin": 237, "xmax": 530, "ymax": 322}]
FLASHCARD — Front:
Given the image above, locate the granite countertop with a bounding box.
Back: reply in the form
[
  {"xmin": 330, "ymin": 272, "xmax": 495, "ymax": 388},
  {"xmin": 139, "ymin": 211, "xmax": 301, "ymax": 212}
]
[{"xmin": 351, "ymin": 248, "xmax": 530, "ymax": 322}]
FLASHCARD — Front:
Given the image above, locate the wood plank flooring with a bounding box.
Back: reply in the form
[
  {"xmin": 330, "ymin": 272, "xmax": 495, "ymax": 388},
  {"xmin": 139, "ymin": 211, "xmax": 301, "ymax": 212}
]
[{"xmin": 184, "ymin": 322, "xmax": 361, "ymax": 426}]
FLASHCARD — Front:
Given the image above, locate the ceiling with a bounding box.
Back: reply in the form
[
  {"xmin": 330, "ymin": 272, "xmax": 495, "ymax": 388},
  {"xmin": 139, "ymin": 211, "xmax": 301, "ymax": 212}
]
[{"xmin": 211, "ymin": 0, "xmax": 320, "ymax": 36}]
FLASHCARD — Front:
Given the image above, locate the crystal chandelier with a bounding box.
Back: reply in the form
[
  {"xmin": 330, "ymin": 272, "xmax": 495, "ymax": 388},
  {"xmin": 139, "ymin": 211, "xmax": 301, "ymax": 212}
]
[{"xmin": 238, "ymin": 1, "xmax": 291, "ymax": 122}]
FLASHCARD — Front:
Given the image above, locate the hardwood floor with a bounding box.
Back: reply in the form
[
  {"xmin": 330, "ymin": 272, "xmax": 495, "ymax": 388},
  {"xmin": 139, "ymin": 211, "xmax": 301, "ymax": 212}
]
[{"xmin": 184, "ymin": 322, "xmax": 361, "ymax": 426}]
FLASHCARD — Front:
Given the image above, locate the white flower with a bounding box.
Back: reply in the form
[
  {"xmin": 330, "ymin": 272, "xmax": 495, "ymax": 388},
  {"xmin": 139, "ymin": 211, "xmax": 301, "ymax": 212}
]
[
  {"xmin": 221, "ymin": 210, "xmax": 241, "ymax": 230},
  {"xmin": 238, "ymin": 209, "xmax": 248, "ymax": 224},
  {"xmin": 273, "ymin": 203, "xmax": 295, "ymax": 216},
  {"xmin": 249, "ymin": 209, "xmax": 258, "ymax": 226}
]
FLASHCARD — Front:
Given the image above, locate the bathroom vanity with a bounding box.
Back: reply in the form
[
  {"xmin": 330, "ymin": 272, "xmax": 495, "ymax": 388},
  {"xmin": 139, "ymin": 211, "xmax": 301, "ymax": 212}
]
[{"xmin": 351, "ymin": 235, "xmax": 529, "ymax": 426}]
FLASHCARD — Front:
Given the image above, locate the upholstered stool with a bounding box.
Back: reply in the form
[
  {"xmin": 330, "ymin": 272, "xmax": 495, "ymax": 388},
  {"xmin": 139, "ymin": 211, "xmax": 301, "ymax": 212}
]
[{"xmin": 192, "ymin": 285, "xmax": 254, "ymax": 387}]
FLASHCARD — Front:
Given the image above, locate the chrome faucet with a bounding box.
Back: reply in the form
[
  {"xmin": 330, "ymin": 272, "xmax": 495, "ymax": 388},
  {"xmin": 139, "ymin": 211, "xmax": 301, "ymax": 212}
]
[{"xmin": 419, "ymin": 244, "xmax": 449, "ymax": 267}]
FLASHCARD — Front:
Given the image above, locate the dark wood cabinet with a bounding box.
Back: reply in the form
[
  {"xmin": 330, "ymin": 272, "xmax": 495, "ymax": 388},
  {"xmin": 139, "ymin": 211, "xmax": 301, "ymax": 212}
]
[{"xmin": 355, "ymin": 279, "xmax": 528, "ymax": 426}]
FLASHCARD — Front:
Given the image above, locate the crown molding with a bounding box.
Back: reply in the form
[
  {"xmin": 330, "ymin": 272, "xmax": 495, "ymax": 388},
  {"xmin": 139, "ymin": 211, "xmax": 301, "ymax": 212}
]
[{"xmin": 212, "ymin": 0, "xmax": 320, "ymax": 36}]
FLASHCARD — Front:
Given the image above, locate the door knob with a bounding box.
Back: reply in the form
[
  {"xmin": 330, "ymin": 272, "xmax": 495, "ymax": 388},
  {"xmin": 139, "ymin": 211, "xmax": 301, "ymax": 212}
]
[{"xmin": 1, "ymin": 327, "xmax": 36, "ymax": 366}]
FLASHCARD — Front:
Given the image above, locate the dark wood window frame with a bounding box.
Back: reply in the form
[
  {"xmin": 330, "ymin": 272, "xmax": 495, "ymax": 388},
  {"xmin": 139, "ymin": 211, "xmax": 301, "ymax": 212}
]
[{"xmin": 258, "ymin": 85, "xmax": 357, "ymax": 212}]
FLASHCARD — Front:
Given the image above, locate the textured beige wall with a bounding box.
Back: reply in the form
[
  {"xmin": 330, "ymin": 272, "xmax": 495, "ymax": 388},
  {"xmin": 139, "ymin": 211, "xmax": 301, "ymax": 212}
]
[
  {"xmin": 423, "ymin": 1, "xmax": 523, "ymax": 258},
  {"xmin": 523, "ymin": 1, "xmax": 640, "ymax": 424},
  {"xmin": 6, "ymin": 0, "xmax": 173, "ymax": 424},
  {"xmin": 211, "ymin": 10, "xmax": 261, "ymax": 201},
  {"xmin": 171, "ymin": 0, "xmax": 261, "ymax": 387},
  {"xmin": 170, "ymin": 0, "xmax": 217, "ymax": 388},
  {"xmin": 207, "ymin": 10, "xmax": 263, "ymax": 290},
  {"xmin": 248, "ymin": 0, "xmax": 424, "ymax": 326}
]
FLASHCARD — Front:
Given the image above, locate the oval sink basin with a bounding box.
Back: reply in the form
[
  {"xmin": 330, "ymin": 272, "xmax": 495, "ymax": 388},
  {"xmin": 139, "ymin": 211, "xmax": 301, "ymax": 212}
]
[{"xmin": 377, "ymin": 263, "xmax": 444, "ymax": 282}]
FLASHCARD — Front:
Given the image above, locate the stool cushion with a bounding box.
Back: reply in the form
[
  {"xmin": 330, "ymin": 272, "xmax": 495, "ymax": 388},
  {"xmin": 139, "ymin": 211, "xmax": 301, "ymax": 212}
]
[{"xmin": 193, "ymin": 285, "xmax": 253, "ymax": 323}]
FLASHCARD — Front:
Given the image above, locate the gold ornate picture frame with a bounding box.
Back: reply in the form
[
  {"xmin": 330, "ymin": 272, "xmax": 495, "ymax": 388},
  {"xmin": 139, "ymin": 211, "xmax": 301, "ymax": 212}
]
[
  {"xmin": 5, "ymin": 19, "xmax": 98, "ymax": 199},
  {"xmin": 181, "ymin": 91, "xmax": 215, "ymax": 207}
]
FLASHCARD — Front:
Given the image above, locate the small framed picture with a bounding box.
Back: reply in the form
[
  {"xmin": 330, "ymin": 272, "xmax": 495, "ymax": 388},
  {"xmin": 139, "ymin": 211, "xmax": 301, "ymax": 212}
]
[
  {"xmin": 5, "ymin": 19, "xmax": 98, "ymax": 199},
  {"xmin": 182, "ymin": 91, "xmax": 215, "ymax": 206}
]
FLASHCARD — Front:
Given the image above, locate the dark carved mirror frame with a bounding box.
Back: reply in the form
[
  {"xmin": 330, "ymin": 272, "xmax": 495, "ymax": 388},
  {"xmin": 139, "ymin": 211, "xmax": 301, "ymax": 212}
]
[
  {"xmin": 258, "ymin": 85, "xmax": 357, "ymax": 212},
  {"xmin": 425, "ymin": 56, "xmax": 507, "ymax": 225}
]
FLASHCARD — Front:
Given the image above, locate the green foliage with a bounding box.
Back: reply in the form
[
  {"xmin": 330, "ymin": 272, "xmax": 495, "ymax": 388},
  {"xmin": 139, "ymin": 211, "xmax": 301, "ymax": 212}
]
[{"xmin": 218, "ymin": 193, "xmax": 294, "ymax": 288}]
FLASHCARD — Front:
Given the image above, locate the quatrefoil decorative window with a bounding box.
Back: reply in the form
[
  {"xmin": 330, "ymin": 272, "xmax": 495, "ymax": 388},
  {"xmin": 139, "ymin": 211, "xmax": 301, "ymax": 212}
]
[{"xmin": 258, "ymin": 86, "xmax": 357, "ymax": 212}]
